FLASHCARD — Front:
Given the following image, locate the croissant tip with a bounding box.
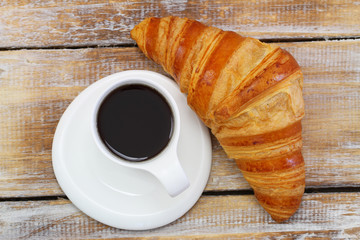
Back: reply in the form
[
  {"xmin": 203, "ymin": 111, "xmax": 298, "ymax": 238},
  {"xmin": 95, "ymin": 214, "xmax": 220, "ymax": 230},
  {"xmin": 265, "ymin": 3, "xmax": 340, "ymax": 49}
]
[
  {"xmin": 264, "ymin": 204, "xmax": 302, "ymax": 223},
  {"xmin": 270, "ymin": 215, "xmax": 292, "ymax": 223},
  {"xmin": 261, "ymin": 195, "xmax": 303, "ymax": 223}
]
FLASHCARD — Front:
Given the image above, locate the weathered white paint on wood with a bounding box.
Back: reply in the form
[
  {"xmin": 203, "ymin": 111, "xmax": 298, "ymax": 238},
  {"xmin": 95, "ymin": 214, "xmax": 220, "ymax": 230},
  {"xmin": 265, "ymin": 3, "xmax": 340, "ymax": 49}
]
[
  {"xmin": 1, "ymin": 193, "xmax": 360, "ymax": 239},
  {"xmin": 0, "ymin": 0, "xmax": 359, "ymax": 48},
  {"xmin": 281, "ymin": 40, "xmax": 360, "ymax": 188},
  {"xmin": 1, "ymin": 1, "xmax": 358, "ymax": 239},
  {"xmin": 0, "ymin": 40, "xmax": 359, "ymax": 197}
]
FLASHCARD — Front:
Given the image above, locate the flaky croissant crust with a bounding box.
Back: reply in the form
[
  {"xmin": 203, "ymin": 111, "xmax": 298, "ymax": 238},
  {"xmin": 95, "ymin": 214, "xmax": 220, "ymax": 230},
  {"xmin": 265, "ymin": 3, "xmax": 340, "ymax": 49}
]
[{"xmin": 131, "ymin": 16, "xmax": 305, "ymax": 222}]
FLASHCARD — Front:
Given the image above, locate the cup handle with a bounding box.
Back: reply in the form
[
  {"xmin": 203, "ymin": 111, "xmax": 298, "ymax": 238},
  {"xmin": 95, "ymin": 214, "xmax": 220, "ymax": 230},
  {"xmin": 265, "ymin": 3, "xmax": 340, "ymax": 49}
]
[{"xmin": 145, "ymin": 151, "xmax": 190, "ymax": 197}]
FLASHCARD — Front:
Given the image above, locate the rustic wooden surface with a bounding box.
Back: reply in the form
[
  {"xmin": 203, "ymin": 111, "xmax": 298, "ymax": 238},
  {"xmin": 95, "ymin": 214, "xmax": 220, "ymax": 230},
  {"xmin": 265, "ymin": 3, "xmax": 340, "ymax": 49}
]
[
  {"xmin": 1, "ymin": 0, "xmax": 360, "ymax": 239},
  {"xmin": 1, "ymin": 0, "xmax": 359, "ymax": 48},
  {"xmin": 2, "ymin": 193, "xmax": 360, "ymax": 239}
]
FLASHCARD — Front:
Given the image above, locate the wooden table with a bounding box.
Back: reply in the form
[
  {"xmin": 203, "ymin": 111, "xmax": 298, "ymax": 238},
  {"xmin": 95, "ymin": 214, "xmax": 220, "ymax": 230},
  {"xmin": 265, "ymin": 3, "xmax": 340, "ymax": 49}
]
[{"xmin": 1, "ymin": 1, "xmax": 359, "ymax": 239}]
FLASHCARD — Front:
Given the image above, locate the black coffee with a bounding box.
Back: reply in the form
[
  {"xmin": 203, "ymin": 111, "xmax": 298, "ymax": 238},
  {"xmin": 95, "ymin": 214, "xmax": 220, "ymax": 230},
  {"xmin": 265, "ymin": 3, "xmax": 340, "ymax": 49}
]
[{"xmin": 96, "ymin": 84, "xmax": 174, "ymax": 162}]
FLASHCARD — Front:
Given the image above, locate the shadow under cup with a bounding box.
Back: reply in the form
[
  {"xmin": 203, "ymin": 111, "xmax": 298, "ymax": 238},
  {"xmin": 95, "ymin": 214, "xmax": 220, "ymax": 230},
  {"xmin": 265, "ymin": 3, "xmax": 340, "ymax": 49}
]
[{"xmin": 96, "ymin": 83, "xmax": 174, "ymax": 162}]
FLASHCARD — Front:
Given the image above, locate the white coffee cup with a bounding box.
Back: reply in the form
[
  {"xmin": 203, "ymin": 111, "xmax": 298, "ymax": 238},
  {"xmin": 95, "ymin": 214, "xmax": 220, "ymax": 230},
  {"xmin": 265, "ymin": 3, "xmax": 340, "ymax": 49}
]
[{"xmin": 90, "ymin": 70, "xmax": 190, "ymax": 197}]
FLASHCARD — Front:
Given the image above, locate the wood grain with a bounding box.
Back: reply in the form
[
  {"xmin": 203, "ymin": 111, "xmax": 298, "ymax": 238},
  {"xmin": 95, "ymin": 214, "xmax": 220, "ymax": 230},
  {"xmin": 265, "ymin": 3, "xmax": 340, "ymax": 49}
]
[
  {"xmin": 0, "ymin": 40, "xmax": 359, "ymax": 197},
  {"xmin": 1, "ymin": 192, "xmax": 360, "ymax": 239},
  {"xmin": 0, "ymin": 0, "xmax": 359, "ymax": 48}
]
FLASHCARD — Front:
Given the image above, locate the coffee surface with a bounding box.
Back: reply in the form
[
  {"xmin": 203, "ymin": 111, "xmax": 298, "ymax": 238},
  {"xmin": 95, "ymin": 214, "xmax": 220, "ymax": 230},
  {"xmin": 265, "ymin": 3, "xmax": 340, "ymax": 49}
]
[{"xmin": 97, "ymin": 84, "xmax": 173, "ymax": 161}]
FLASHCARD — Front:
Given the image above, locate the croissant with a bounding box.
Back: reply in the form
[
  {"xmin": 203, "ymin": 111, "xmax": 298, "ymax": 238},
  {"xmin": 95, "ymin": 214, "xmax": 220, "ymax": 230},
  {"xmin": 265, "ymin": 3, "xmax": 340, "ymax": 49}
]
[{"xmin": 130, "ymin": 16, "xmax": 305, "ymax": 222}]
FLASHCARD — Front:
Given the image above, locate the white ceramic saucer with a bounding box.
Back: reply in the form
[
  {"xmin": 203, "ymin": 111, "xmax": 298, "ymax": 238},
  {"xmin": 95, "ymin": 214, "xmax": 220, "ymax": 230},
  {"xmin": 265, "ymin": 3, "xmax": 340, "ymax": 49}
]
[{"xmin": 52, "ymin": 71, "xmax": 212, "ymax": 230}]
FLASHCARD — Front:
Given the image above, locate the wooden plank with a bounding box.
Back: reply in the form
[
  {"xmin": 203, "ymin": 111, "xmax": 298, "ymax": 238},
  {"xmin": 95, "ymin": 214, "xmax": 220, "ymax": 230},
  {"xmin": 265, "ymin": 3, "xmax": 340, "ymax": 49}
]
[
  {"xmin": 0, "ymin": 0, "xmax": 359, "ymax": 48},
  {"xmin": 210, "ymin": 40, "xmax": 360, "ymax": 190},
  {"xmin": 1, "ymin": 192, "xmax": 360, "ymax": 239},
  {"xmin": 0, "ymin": 40, "xmax": 359, "ymax": 197},
  {"xmin": 283, "ymin": 40, "xmax": 360, "ymax": 188}
]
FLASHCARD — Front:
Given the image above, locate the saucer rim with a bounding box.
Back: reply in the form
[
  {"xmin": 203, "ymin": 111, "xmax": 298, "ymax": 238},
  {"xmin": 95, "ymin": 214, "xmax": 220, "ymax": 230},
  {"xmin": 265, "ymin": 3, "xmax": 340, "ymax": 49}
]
[{"xmin": 52, "ymin": 70, "xmax": 212, "ymax": 230}]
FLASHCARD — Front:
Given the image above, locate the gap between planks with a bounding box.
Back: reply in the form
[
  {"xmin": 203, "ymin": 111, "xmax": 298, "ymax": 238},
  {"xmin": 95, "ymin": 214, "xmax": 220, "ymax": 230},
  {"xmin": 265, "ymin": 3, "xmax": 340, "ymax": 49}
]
[
  {"xmin": 1, "ymin": 186, "xmax": 360, "ymax": 202},
  {"xmin": 0, "ymin": 36, "xmax": 359, "ymax": 52}
]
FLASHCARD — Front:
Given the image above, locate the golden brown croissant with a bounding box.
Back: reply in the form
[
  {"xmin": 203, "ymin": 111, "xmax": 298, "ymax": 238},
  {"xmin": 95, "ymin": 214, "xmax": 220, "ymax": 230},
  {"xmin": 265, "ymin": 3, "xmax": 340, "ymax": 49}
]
[{"xmin": 131, "ymin": 16, "xmax": 305, "ymax": 222}]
